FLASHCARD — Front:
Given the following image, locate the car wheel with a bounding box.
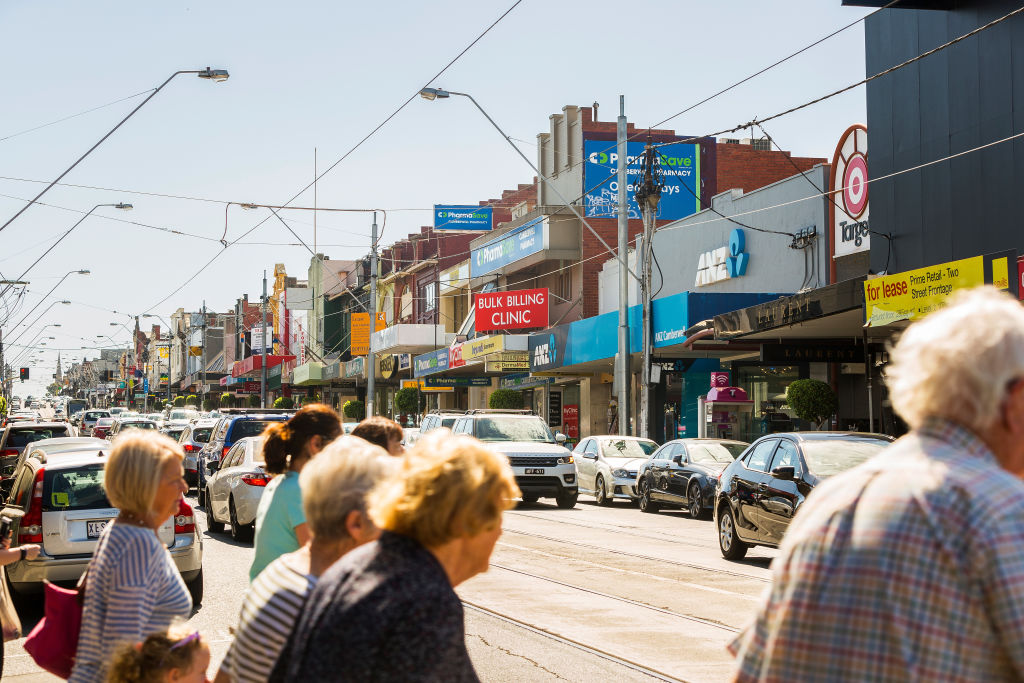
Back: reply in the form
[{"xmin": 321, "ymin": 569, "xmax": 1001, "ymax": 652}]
[
  {"xmin": 186, "ymin": 567, "xmax": 204, "ymax": 606},
  {"xmin": 595, "ymin": 475, "xmax": 611, "ymax": 506},
  {"xmin": 196, "ymin": 486, "xmax": 205, "ymax": 508},
  {"xmin": 521, "ymin": 494, "xmax": 539, "ymax": 504},
  {"xmin": 229, "ymin": 498, "xmax": 253, "ymax": 543},
  {"xmin": 688, "ymin": 482, "xmax": 706, "ymax": 520},
  {"xmin": 638, "ymin": 478, "xmax": 661, "ymax": 514},
  {"xmin": 206, "ymin": 492, "xmax": 225, "ymax": 534},
  {"xmin": 555, "ymin": 491, "xmax": 578, "ymax": 509},
  {"xmin": 718, "ymin": 504, "xmax": 748, "ymax": 560}
]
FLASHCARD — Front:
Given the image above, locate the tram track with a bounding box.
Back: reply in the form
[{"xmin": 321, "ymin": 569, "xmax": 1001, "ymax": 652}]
[{"xmin": 508, "ymin": 510, "xmax": 721, "ymax": 550}]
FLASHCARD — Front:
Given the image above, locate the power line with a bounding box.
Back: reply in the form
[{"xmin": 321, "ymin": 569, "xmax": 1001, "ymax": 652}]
[{"xmin": 0, "ymin": 88, "xmax": 155, "ymax": 143}]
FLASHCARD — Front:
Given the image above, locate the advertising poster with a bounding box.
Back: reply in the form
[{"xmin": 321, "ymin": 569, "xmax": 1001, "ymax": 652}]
[
  {"xmin": 474, "ymin": 288, "xmax": 549, "ymax": 332},
  {"xmin": 351, "ymin": 312, "xmax": 386, "ymax": 356},
  {"xmin": 433, "ymin": 205, "xmax": 493, "ymax": 231}
]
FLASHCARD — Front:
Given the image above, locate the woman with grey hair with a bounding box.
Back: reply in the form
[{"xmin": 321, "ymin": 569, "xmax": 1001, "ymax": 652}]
[
  {"xmin": 215, "ymin": 436, "xmax": 395, "ymax": 683},
  {"xmin": 731, "ymin": 287, "xmax": 1024, "ymax": 681}
]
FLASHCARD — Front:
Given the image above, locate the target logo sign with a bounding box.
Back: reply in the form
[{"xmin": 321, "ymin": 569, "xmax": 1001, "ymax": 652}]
[{"xmin": 830, "ymin": 124, "xmax": 870, "ymax": 259}]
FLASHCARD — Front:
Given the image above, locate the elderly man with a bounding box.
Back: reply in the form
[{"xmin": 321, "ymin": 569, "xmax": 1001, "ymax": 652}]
[{"xmin": 731, "ymin": 287, "xmax": 1024, "ymax": 681}]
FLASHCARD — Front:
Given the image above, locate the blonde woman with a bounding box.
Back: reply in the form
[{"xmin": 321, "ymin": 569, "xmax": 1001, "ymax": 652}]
[
  {"xmin": 271, "ymin": 429, "xmax": 519, "ymax": 682},
  {"xmin": 70, "ymin": 432, "xmax": 191, "ymax": 683}
]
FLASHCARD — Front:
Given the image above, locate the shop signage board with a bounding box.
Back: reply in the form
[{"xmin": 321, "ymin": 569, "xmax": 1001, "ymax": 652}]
[
  {"xmin": 830, "ymin": 124, "xmax": 870, "ymax": 259},
  {"xmin": 562, "ymin": 404, "xmax": 579, "ymax": 439},
  {"xmin": 379, "ymin": 355, "xmax": 398, "ymax": 379},
  {"xmin": 864, "ymin": 251, "xmax": 1017, "ymax": 327},
  {"xmin": 582, "ymin": 138, "xmax": 701, "ymax": 220},
  {"xmin": 694, "ymin": 229, "xmax": 749, "ymax": 287},
  {"xmin": 158, "ymin": 347, "xmax": 169, "ymax": 359},
  {"xmin": 423, "ymin": 377, "xmax": 491, "ymax": 388},
  {"xmin": 344, "ymin": 356, "xmax": 365, "ymax": 379},
  {"xmin": 322, "ymin": 362, "xmax": 342, "ymax": 381},
  {"xmin": 462, "ymin": 335, "xmax": 506, "ymax": 361},
  {"xmin": 474, "ymin": 288, "xmax": 549, "ymax": 332},
  {"xmin": 350, "ymin": 312, "xmax": 386, "ymax": 356},
  {"xmin": 397, "ymin": 354, "xmax": 412, "ymax": 371},
  {"xmin": 470, "ymin": 217, "xmax": 546, "ymax": 278},
  {"xmin": 761, "ymin": 343, "xmax": 864, "ymax": 363},
  {"xmin": 485, "ymin": 352, "xmax": 530, "ymax": 372},
  {"xmin": 499, "ymin": 374, "xmax": 554, "ymax": 390},
  {"xmin": 547, "ymin": 392, "xmax": 562, "ymax": 428},
  {"xmin": 433, "ymin": 205, "xmax": 493, "ymax": 231},
  {"xmin": 401, "ymin": 380, "xmax": 420, "ymax": 390},
  {"xmin": 449, "ymin": 342, "xmax": 466, "ymax": 368},
  {"xmin": 413, "ymin": 347, "xmax": 449, "ymax": 378},
  {"xmin": 237, "ymin": 381, "xmax": 261, "ymax": 394}
]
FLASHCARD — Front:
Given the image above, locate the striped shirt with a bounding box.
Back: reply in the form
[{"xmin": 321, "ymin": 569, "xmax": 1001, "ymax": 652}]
[
  {"xmin": 70, "ymin": 521, "xmax": 192, "ymax": 683},
  {"xmin": 224, "ymin": 552, "xmax": 316, "ymax": 682},
  {"xmin": 731, "ymin": 418, "xmax": 1024, "ymax": 681}
]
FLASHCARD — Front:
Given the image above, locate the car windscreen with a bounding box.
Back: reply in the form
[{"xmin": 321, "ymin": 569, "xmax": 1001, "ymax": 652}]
[
  {"xmin": 43, "ymin": 464, "xmax": 110, "ymax": 511},
  {"xmin": 601, "ymin": 439, "xmax": 658, "ymax": 458},
  {"xmin": 687, "ymin": 443, "xmax": 740, "ymax": 466},
  {"xmin": 230, "ymin": 420, "xmax": 279, "ymax": 441},
  {"xmin": 474, "ymin": 417, "xmax": 553, "ymax": 443},
  {"xmin": 95, "ymin": 418, "xmax": 115, "ymax": 426},
  {"xmin": 800, "ymin": 438, "xmax": 890, "ymax": 478},
  {"xmin": 721, "ymin": 442, "xmax": 750, "ymax": 459},
  {"xmin": 9, "ymin": 427, "xmax": 70, "ymax": 447},
  {"xmin": 192, "ymin": 427, "xmax": 214, "ymax": 443}
]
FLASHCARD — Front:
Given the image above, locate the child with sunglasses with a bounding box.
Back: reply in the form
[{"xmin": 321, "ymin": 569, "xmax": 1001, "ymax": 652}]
[{"xmin": 107, "ymin": 628, "xmax": 210, "ymax": 683}]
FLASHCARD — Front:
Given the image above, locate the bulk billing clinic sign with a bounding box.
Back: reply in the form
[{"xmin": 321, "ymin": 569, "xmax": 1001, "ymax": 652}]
[
  {"xmin": 433, "ymin": 205, "xmax": 493, "ymax": 231},
  {"xmin": 582, "ymin": 139, "xmax": 701, "ymax": 220}
]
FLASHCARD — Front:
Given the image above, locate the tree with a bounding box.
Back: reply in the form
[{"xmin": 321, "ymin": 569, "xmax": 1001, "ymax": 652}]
[
  {"xmin": 185, "ymin": 394, "xmax": 198, "ymax": 407},
  {"xmin": 343, "ymin": 400, "xmax": 365, "ymax": 421},
  {"xmin": 205, "ymin": 393, "xmax": 220, "ymax": 410},
  {"xmin": 0, "ymin": 396, "xmax": 7, "ymax": 416},
  {"xmin": 786, "ymin": 379, "xmax": 839, "ymax": 430},
  {"xmin": 489, "ymin": 389, "xmax": 524, "ymax": 410},
  {"xmin": 394, "ymin": 388, "xmax": 419, "ymax": 415},
  {"xmin": 221, "ymin": 392, "xmax": 234, "ymax": 408},
  {"xmin": 173, "ymin": 396, "xmax": 185, "ymax": 407},
  {"xmin": 273, "ymin": 396, "xmax": 294, "ymax": 409},
  {"xmin": 248, "ymin": 394, "xmax": 261, "ymax": 408}
]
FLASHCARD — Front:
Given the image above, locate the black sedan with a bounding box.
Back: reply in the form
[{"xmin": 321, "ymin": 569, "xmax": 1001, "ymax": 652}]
[
  {"xmin": 636, "ymin": 439, "xmax": 749, "ymax": 519},
  {"xmin": 715, "ymin": 431, "xmax": 893, "ymax": 560}
]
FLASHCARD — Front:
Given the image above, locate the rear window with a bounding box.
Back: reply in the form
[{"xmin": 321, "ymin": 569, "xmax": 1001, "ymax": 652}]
[
  {"xmin": 192, "ymin": 428, "xmax": 214, "ymax": 443},
  {"xmin": 441, "ymin": 417, "xmax": 457, "ymax": 429},
  {"xmin": 228, "ymin": 420, "xmax": 280, "ymax": 441},
  {"xmin": 84, "ymin": 411, "xmax": 108, "ymax": 421},
  {"xmin": 120, "ymin": 422, "xmax": 156, "ymax": 431},
  {"xmin": 9, "ymin": 427, "xmax": 70, "ymax": 447},
  {"xmin": 801, "ymin": 438, "xmax": 890, "ymax": 478},
  {"xmin": 163, "ymin": 428, "xmax": 186, "ymax": 439},
  {"xmin": 43, "ymin": 464, "xmax": 110, "ymax": 511}
]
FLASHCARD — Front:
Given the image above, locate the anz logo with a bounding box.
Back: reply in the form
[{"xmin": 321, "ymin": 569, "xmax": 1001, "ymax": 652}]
[
  {"xmin": 533, "ymin": 334, "xmax": 557, "ymax": 367},
  {"xmin": 694, "ymin": 229, "xmax": 749, "ymax": 287}
]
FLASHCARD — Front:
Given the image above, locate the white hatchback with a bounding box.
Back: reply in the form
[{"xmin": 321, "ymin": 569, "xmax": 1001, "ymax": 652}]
[{"xmin": 204, "ymin": 436, "xmax": 268, "ymax": 543}]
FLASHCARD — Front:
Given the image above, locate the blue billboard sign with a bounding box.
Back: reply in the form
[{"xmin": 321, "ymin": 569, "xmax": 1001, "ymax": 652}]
[
  {"xmin": 413, "ymin": 348, "xmax": 449, "ymax": 378},
  {"xmin": 583, "ymin": 138, "xmax": 701, "ymax": 221},
  {"xmin": 470, "ymin": 217, "xmax": 546, "ymax": 278},
  {"xmin": 433, "ymin": 205, "xmax": 493, "ymax": 231}
]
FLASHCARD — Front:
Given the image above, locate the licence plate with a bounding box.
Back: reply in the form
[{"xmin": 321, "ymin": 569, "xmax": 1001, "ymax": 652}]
[
  {"xmin": 86, "ymin": 520, "xmax": 109, "ymax": 538},
  {"xmin": 525, "ymin": 468, "xmax": 545, "ymax": 475}
]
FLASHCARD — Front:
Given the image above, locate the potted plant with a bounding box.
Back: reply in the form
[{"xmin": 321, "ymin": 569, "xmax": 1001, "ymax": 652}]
[
  {"xmin": 394, "ymin": 387, "xmax": 419, "ymax": 424},
  {"xmin": 343, "ymin": 400, "xmax": 366, "ymax": 421},
  {"xmin": 488, "ymin": 389, "xmax": 524, "ymax": 410},
  {"xmin": 273, "ymin": 396, "xmax": 295, "ymax": 409},
  {"xmin": 786, "ymin": 379, "xmax": 839, "ymax": 430}
]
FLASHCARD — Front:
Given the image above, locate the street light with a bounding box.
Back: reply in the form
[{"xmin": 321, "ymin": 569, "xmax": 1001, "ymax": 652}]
[
  {"xmin": 5, "ymin": 269, "xmax": 89, "ymax": 331},
  {"xmin": 8, "ymin": 300, "xmax": 71, "ymax": 346},
  {"xmin": 0, "ymin": 66, "xmax": 229, "ymax": 235}
]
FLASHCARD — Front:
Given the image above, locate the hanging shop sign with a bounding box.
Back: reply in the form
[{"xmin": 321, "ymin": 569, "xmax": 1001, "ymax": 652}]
[
  {"xmin": 449, "ymin": 342, "xmax": 466, "ymax": 368},
  {"xmin": 474, "ymin": 288, "xmax": 549, "ymax": 332},
  {"xmin": 344, "ymin": 356, "xmax": 365, "ymax": 379},
  {"xmin": 401, "ymin": 380, "xmax": 420, "ymax": 390},
  {"xmin": 470, "ymin": 217, "xmax": 546, "ymax": 278},
  {"xmin": 499, "ymin": 374, "xmax": 554, "ymax": 390},
  {"xmin": 694, "ymin": 229, "xmax": 749, "ymax": 287},
  {"xmin": 547, "ymin": 392, "xmax": 562, "ymax": 428},
  {"xmin": 379, "ymin": 355, "xmax": 398, "ymax": 379},
  {"xmin": 433, "ymin": 205, "xmax": 493, "ymax": 231},
  {"xmin": 322, "ymin": 362, "xmax": 342, "ymax": 381},
  {"xmin": 237, "ymin": 381, "xmax": 261, "ymax": 394},
  {"xmin": 582, "ymin": 137, "xmax": 702, "ymax": 220},
  {"xmin": 423, "ymin": 377, "xmax": 492, "ymax": 388},
  {"xmin": 864, "ymin": 251, "xmax": 1017, "ymax": 327},
  {"xmin": 397, "ymin": 353, "xmax": 412, "ymax": 371},
  {"xmin": 830, "ymin": 124, "xmax": 870, "ymax": 259},
  {"xmin": 413, "ymin": 347, "xmax": 449, "ymax": 377},
  {"xmin": 484, "ymin": 352, "xmax": 530, "ymax": 372},
  {"xmin": 462, "ymin": 335, "xmax": 506, "ymax": 361},
  {"xmin": 350, "ymin": 312, "xmax": 386, "ymax": 356}
]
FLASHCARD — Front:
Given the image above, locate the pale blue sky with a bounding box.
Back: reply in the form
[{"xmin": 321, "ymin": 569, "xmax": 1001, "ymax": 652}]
[{"xmin": 0, "ymin": 0, "xmax": 871, "ymax": 396}]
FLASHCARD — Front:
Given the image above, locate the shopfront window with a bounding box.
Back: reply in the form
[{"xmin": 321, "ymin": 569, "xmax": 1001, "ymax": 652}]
[{"xmin": 732, "ymin": 364, "xmax": 806, "ymax": 443}]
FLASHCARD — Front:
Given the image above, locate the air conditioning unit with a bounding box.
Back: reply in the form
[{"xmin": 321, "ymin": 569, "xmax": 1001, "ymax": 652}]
[{"xmin": 721, "ymin": 138, "xmax": 741, "ymax": 145}]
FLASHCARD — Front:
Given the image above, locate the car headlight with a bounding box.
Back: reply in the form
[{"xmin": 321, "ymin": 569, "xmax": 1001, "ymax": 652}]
[
  {"xmin": 557, "ymin": 454, "xmax": 574, "ymax": 464},
  {"xmin": 611, "ymin": 468, "xmax": 629, "ymax": 478}
]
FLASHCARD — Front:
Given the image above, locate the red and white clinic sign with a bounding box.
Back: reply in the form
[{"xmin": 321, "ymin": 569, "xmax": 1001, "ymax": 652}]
[
  {"xmin": 449, "ymin": 342, "xmax": 465, "ymax": 369},
  {"xmin": 474, "ymin": 288, "xmax": 549, "ymax": 332},
  {"xmin": 562, "ymin": 404, "xmax": 579, "ymax": 439}
]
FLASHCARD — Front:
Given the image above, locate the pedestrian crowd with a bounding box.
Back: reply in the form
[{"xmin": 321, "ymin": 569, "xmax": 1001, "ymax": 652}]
[{"xmin": 8, "ymin": 285, "xmax": 1024, "ymax": 682}]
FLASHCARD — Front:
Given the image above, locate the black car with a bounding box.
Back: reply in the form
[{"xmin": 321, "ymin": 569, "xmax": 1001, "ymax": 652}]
[
  {"xmin": 714, "ymin": 432, "xmax": 894, "ymax": 560},
  {"xmin": 636, "ymin": 439, "xmax": 749, "ymax": 519}
]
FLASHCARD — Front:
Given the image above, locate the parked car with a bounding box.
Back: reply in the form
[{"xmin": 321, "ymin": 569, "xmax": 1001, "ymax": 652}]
[
  {"xmin": 715, "ymin": 432, "xmax": 893, "ymax": 560},
  {"xmin": 401, "ymin": 428, "xmax": 420, "ymax": 446},
  {"xmin": 79, "ymin": 410, "xmax": 111, "ymax": 437},
  {"xmin": 0, "ymin": 422, "xmax": 76, "ymax": 478},
  {"xmin": 419, "ymin": 411, "xmax": 464, "ymax": 434},
  {"xmin": 197, "ymin": 414, "xmax": 288, "ymax": 505},
  {"xmin": 573, "ymin": 436, "xmax": 659, "ymax": 505},
  {"xmin": 1, "ymin": 445, "xmax": 203, "ymax": 602},
  {"xmin": 109, "ymin": 407, "xmax": 126, "ymax": 417},
  {"xmin": 450, "ymin": 410, "xmax": 577, "ymax": 508},
  {"xmin": 107, "ymin": 418, "xmax": 159, "ymax": 439},
  {"xmin": 204, "ymin": 436, "xmax": 268, "ymax": 542},
  {"xmin": 176, "ymin": 419, "xmax": 219, "ymax": 489},
  {"xmin": 636, "ymin": 438, "xmax": 750, "ymax": 518},
  {"xmin": 145, "ymin": 412, "xmax": 165, "ymax": 427},
  {"xmin": 166, "ymin": 409, "xmax": 200, "ymax": 423},
  {"xmin": 90, "ymin": 417, "xmax": 116, "ymax": 440}
]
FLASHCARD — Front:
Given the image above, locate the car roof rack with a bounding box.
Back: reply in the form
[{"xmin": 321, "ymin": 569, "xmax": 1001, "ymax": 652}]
[{"xmin": 464, "ymin": 409, "xmax": 535, "ymax": 415}]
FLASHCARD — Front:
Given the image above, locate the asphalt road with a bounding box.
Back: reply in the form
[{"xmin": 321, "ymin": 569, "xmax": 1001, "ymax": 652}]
[{"xmin": 3, "ymin": 490, "xmax": 776, "ymax": 682}]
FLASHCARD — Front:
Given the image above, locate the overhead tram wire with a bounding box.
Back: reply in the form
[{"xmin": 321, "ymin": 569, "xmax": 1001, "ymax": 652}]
[{"xmin": 0, "ymin": 88, "xmax": 155, "ymax": 143}]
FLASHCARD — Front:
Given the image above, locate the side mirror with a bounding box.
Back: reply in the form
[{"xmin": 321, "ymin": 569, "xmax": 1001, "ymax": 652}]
[
  {"xmin": 582, "ymin": 452, "xmax": 597, "ymax": 460},
  {"xmin": 672, "ymin": 454, "xmax": 684, "ymax": 465},
  {"xmin": 554, "ymin": 433, "xmax": 567, "ymax": 444},
  {"xmin": 207, "ymin": 461, "xmax": 220, "ymax": 474},
  {"xmin": 771, "ymin": 465, "xmax": 795, "ymax": 481}
]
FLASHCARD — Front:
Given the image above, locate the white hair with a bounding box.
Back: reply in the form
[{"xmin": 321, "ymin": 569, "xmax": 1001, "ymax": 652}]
[{"xmin": 886, "ymin": 286, "xmax": 1024, "ymax": 432}]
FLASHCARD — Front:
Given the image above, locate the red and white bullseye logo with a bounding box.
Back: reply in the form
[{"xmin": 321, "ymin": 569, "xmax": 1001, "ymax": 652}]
[{"xmin": 843, "ymin": 153, "xmax": 868, "ymax": 218}]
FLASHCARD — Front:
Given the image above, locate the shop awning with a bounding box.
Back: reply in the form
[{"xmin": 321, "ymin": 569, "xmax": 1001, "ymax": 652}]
[
  {"xmin": 231, "ymin": 354, "xmax": 295, "ymax": 378},
  {"xmin": 371, "ymin": 324, "xmax": 454, "ymax": 355},
  {"xmin": 293, "ymin": 361, "xmax": 325, "ymax": 386}
]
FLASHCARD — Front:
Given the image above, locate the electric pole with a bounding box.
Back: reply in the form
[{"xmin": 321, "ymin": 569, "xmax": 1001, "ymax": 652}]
[
  {"xmin": 616, "ymin": 95, "xmax": 631, "ymax": 436},
  {"xmin": 200, "ymin": 301, "xmax": 207, "ymax": 411},
  {"xmin": 367, "ymin": 212, "xmax": 379, "ymax": 418},
  {"xmin": 261, "ymin": 270, "xmax": 268, "ymax": 409},
  {"xmin": 634, "ymin": 144, "xmax": 663, "ymax": 439}
]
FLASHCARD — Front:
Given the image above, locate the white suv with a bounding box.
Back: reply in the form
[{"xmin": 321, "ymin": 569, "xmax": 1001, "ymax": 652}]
[{"xmin": 451, "ymin": 410, "xmax": 578, "ymax": 508}]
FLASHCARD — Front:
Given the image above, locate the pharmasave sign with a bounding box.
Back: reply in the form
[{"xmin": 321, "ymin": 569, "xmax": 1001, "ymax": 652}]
[
  {"xmin": 474, "ymin": 288, "xmax": 549, "ymax": 332},
  {"xmin": 470, "ymin": 217, "xmax": 546, "ymax": 278},
  {"xmin": 433, "ymin": 205, "xmax": 493, "ymax": 232},
  {"xmin": 830, "ymin": 124, "xmax": 870, "ymax": 259}
]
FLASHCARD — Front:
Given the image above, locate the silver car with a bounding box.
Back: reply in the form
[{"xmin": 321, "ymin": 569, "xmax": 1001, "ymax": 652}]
[
  {"xmin": 177, "ymin": 419, "xmax": 219, "ymax": 489},
  {"xmin": 79, "ymin": 410, "xmax": 111, "ymax": 437},
  {"xmin": 573, "ymin": 436, "xmax": 659, "ymax": 505},
  {"xmin": 2, "ymin": 446, "xmax": 203, "ymax": 603},
  {"xmin": 204, "ymin": 436, "xmax": 268, "ymax": 542}
]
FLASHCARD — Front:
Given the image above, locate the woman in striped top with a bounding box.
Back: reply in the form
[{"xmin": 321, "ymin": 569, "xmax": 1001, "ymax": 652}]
[
  {"xmin": 215, "ymin": 436, "xmax": 395, "ymax": 683},
  {"xmin": 69, "ymin": 431, "xmax": 192, "ymax": 683}
]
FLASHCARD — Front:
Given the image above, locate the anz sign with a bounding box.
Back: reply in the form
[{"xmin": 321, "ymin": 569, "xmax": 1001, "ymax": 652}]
[{"xmin": 694, "ymin": 229, "xmax": 749, "ymax": 287}]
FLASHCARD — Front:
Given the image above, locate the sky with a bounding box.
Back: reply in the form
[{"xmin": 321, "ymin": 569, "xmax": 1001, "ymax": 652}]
[{"xmin": 0, "ymin": 0, "xmax": 872, "ymax": 398}]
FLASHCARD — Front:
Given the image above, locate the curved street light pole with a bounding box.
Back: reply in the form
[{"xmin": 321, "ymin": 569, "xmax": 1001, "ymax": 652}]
[
  {"xmin": 8, "ymin": 300, "xmax": 71, "ymax": 346},
  {"xmin": 4, "ymin": 269, "xmax": 89, "ymax": 330},
  {"xmin": 0, "ymin": 67, "xmax": 229, "ymax": 236}
]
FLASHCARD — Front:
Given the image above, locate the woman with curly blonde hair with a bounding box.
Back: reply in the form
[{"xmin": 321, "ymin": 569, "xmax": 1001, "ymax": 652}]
[{"xmin": 271, "ymin": 429, "xmax": 519, "ymax": 682}]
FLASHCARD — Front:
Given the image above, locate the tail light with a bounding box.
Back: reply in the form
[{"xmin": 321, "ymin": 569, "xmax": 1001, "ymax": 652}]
[
  {"xmin": 182, "ymin": 444, "xmax": 199, "ymax": 453},
  {"xmin": 221, "ymin": 446, "xmax": 230, "ymax": 458},
  {"xmin": 241, "ymin": 473, "xmax": 270, "ymax": 487},
  {"xmin": 19, "ymin": 468, "xmax": 45, "ymax": 544},
  {"xmin": 1, "ymin": 449, "xmax": 19, "ymax": 459},
  {"xmin": 174, "ymin": 498, "xmax": 195, "ymax": 534}
]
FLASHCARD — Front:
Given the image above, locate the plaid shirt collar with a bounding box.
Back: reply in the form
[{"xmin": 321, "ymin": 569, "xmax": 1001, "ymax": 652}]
[{"xmin": 915, "ymin": 417, "xmax": 998, "ymax": 465}]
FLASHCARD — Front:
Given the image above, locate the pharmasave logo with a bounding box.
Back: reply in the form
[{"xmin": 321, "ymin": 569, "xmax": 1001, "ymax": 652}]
[
  {"xmin": 437, "ymin": 210, "xmax": 487, "ymax": 220},
  {"xmin": 474, "ymin": 238, "xmax": 515, "ymax": 267}
]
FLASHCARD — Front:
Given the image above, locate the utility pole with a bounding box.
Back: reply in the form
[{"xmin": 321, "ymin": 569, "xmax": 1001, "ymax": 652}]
[
  {"xmin": 261, "ymin": 270, "xmax": 268, "ymax": 409},
  {"xmin": 367, "ymin": 213, "xmax": 379, "ymax": 418},
  {"xmin": 616, "ymin": 95, "xmax": 631, "ymax": 436},
  {"xmin": 200, "ymin": 301, "xmax": 207, "ymax": 411},
  {"xmin": 634, "ymin": 144, "xmax": 663, "ymax": 439}
]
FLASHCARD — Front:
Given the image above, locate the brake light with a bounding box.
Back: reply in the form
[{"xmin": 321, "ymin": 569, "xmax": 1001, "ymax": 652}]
[
  {"xmin": 19, "ymin": 468, "xmax": 45, "ymax": 544},
  {"xmin": 174, "ymin": 498, "xmax": 195, "ymax": 534},
  {"xmin": 222, "ymin": 446, "xmax": 230, "ymax": 458},
  {"xmin": 182, "ymin": 444, "xmax": 199, "ymax": 453},
  {"xmin": 241, "ymin": 474, "xmax": 270, "ymax": 487},
  {"xmin": 0, "ymin": 449, "xmax": 18, "ymax": 458}
]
